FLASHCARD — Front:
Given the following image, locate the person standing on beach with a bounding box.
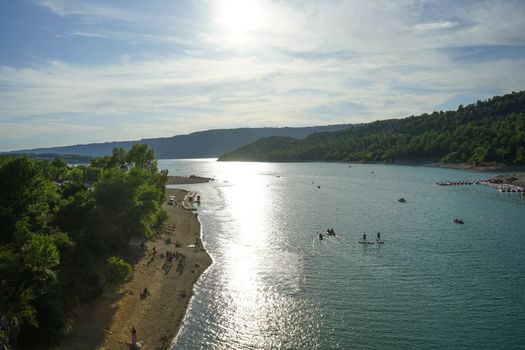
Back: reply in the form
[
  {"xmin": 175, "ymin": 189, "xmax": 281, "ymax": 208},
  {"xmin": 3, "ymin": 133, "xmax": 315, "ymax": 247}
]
[
  {"xmin": 194, "ymin": 238, "xmax": 200, "ymax": 252},
  {"xmin": 131, "ymin": 326, "xmax": 138, "ymax": 345}
]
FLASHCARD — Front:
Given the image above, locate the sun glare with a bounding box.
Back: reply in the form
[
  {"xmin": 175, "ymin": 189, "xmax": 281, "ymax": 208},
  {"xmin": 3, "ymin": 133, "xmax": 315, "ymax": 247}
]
[{"xmin": 218, "ymin": 0, "xmax": 264, "ymax": 34}]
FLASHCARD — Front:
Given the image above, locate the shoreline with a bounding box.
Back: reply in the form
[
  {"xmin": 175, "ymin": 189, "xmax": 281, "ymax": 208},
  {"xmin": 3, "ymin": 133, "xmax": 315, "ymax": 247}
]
[
  {"xmin": 480, "ymin": 173, "xmax": 525, "ymax": 192},
  {"xmin": 425, "ymin": 162, "xmax": 525, "ymax": 173},
  {"xmin": 166, "ymin": 175, "xmax": 213, "ymax": 185},
  {"xmin": 218, "ymin": 158, "xmax": 525, "ymax": 173},
  {"xmin": 54, "ymin": 188, "xmax": 212, "ymax": 350}
]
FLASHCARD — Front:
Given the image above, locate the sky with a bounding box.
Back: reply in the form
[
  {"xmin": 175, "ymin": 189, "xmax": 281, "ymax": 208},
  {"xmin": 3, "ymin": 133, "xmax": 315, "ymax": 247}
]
[{"xmin": 1, "ymin": 0, "xmax": 525, "ymax": 151}]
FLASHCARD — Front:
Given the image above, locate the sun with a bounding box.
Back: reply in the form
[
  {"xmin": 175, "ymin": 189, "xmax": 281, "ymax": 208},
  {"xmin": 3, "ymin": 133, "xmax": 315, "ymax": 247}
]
[{"xmin": 218, "ymin": 0, "xmax": 264, "ymax": 34}]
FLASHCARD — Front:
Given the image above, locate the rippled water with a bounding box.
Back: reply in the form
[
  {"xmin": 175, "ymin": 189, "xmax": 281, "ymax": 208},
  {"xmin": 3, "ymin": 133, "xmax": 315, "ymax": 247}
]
[{"xmin": 159, "ymin": 160, "xmax": 525, "ymax": 350}]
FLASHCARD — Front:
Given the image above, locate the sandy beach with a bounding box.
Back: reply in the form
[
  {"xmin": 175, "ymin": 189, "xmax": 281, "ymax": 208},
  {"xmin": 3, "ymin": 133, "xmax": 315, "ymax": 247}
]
[
  {"xmin": 167, "ymin": 175, "xmax": 213, "ymax": 185},
  {"xmin": 55, "ymin": 188, "xmax": 212, "ymax": 350},
  {"xmin": 479, "ymin": 173, "xmax": 525, "ymax": 192}
]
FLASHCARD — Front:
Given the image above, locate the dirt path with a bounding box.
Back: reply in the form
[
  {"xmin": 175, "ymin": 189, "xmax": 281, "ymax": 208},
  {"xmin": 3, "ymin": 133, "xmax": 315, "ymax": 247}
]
[{"xmin": 55, "ymin": 188, "xmax": 212, "ymax": 350}]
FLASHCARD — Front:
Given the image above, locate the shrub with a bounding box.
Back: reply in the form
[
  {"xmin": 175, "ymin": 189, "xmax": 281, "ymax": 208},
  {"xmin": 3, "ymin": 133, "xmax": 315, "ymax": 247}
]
[
  {"xmin": 106, "ymin": 256, "xmax": 132, "ymax": 283},
  {"xmin": 155, "ymin": 209, "xmax": 168, "ymax": 227}
]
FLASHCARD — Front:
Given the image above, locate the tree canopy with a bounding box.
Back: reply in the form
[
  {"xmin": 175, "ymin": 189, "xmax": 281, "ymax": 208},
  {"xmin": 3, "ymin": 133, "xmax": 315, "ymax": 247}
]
[
  {"xmin": 0, "ymin": 144, "xmax": 167, "ymax": 348},
  {"xmin": 219, "ymin": 91, "xmax": 525, "ymax": 165}
]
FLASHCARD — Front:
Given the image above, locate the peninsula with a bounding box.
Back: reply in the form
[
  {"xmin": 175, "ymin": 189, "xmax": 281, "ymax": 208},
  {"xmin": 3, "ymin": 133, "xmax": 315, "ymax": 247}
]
[
  {"xmin": 55, "ymin": 188, "xmax": 212, "ymax": 350},
  {"xmin": 0, "ymin": 145, "xmax": 211, "ymax": 350},
  {"xmin": 167, "ymin": 175, "xmax": 213, "ymax": 185}
]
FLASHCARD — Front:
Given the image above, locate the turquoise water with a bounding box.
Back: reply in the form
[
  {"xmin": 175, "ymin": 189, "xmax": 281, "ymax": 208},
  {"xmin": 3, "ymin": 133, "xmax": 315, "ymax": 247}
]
[{"xmin": 159, "ymin": 160, "xmax": 525, "ymax": 350}]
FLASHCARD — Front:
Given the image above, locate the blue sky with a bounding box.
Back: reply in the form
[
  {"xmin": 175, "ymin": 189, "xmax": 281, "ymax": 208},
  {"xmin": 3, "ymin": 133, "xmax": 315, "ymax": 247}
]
[{"xmin": 1, "ymin": 0, "xmax": 524, "ymax": 151}]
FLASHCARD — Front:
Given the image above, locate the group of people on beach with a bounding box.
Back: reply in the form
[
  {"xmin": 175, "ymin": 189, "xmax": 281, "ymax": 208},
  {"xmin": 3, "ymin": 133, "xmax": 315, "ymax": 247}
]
[{"xmin": 161, "ymin": 250, "xmax": 186, "ymax": 272}]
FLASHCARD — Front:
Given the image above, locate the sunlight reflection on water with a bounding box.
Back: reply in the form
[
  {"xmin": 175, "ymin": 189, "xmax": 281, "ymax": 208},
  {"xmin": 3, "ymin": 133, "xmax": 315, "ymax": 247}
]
[
  {"xmin": 165, "ymin": 160, "xmax": 525, "ymax": 350},
  {"xmin": 206, "ymin": 163, "xmax": 324, "ymax": 348}
]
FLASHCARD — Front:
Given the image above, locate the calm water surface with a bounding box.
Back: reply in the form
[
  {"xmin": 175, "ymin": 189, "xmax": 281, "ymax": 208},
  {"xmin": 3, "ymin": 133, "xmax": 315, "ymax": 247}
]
[{"xmin": 158, "ymin": 159, "xmax": 525, "ymax": 350}]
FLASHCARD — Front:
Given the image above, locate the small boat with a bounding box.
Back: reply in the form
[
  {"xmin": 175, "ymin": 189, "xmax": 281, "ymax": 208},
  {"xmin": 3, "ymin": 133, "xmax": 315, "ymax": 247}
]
[
  {"xmin": 398, "ymin": 198, "xmax": 406, "ymax": 203},
  {"xmin": 453, "ymin": 218, "xmax": 464, "ymax": 224},
  {"xmin": 185, "ymin": 192, "xmax": 195, "ymax": 202},
  {"xmin": 182, "ymin": 200, "xmax": 197, "ymax": 211}
]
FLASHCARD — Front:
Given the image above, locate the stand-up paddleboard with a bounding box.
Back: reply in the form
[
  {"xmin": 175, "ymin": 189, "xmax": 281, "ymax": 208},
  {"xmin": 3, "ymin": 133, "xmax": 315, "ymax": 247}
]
[
  {"xmin": 358, "ymin": 240, "xmax": 384, "ymax": 244},
  {"xmin": 358, "ymin": 240, "xmax": 374, "ymax": 244}
]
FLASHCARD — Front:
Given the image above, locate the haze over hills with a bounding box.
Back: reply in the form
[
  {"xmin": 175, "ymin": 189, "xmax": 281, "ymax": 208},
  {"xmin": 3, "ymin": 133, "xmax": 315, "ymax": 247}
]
[
  {"xmin": 219, "ymin": 91, "xmax": 525, "ymax": 165},
  {"xmin": 9, "ymin": 125, "xmax": 353, "ymax": 159}
]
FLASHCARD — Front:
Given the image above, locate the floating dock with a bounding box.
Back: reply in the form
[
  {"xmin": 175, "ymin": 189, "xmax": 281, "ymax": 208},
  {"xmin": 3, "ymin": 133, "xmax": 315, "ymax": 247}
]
[
  {"xmin": 437, "ymin": 179, "xmax": 524, "ymax": 193},
  {"xmin": 436, "ymin": 180, "xmax": 480, "ymax": 186}
]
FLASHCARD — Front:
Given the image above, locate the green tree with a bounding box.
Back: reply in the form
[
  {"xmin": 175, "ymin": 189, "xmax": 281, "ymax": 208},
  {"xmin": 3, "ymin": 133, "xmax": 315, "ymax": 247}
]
[
  {"xmin": 0, "ymin": 144, "xmax": 168, "ymax": 347},
  {"xmin": 126, "ymin": 143, "xmax": 157, "ymax": 172}
]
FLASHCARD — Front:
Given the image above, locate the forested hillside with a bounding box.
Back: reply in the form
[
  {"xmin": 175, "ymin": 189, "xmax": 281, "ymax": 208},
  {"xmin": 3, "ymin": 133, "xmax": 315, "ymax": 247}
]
[
  {"xmin": 0, "ymin": 145, "xmax": 167, "ymax": 348},
  {"xmin": 0, "ymin": 153, "xmax": 93, "ymax": 164},
  {"xmin": 219, "ymin": 91, "xmax": 525, "ymax": 165},
  {"xmin": 10, "ymin": 125, "xmax": 353, "ymax": 158}
]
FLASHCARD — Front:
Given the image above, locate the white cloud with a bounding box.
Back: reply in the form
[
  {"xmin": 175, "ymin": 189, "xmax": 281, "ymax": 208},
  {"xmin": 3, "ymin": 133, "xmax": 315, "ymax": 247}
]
[
  {"xmin": 38, "ymin": 0, "xmax": 136, "ymax": 22},
  {"xmin": 1, "ymin": 0, "xmax": 524, "ymax": 150},
  {"xmin": 414, "ymin": 21, "xmax": 459, "ymax": 31}
]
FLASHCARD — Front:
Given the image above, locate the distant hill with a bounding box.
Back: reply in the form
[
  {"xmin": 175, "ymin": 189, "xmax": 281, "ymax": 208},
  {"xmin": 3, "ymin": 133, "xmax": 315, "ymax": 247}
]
[
  {"xmin": 9, "ymin": 125, "xmax": 353, "ymax": 159},
  {"xmin": 219, "ymin": 91, "xmax": 525, "ymax": 165},
  {"xmin": 0, "ymin": 152, "xmax": 93, "ymax": 164}
]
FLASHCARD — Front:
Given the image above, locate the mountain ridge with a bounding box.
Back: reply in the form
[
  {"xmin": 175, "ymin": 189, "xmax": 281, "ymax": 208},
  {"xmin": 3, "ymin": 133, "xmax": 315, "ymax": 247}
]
[{"xmin": 8, "ymin": 125, "xmax": 353, "ymax": 158}]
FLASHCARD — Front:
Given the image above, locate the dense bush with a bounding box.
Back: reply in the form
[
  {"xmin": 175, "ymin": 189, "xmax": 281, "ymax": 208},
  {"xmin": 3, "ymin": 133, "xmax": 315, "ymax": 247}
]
[
  {"xmin": 0, "ymin": 144, "xmax": 167, "ymax": 348},
  {"xmin": 106, "ymin": 256, "xmax": 132, "ymax": 283}
]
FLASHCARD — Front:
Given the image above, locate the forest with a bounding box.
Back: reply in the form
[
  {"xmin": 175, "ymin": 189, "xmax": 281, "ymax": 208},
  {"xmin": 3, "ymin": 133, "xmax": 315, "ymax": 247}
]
[
  {"xmin": 0, "ymin": 153, "xmax": 93, "ymax": 165},
  {"xmin": 219, "ymin": 91, "xmax": 525, "ymax": 165},
  {"xmin": 0, "ymin": 144, "xmax": 167, "ymax": 348}
]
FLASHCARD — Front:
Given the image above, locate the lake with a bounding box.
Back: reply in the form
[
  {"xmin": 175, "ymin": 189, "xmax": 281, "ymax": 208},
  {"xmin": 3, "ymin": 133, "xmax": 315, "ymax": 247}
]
[{"xmin": 158, "ymin": 159, "xmax": 525, "ymax": 350}]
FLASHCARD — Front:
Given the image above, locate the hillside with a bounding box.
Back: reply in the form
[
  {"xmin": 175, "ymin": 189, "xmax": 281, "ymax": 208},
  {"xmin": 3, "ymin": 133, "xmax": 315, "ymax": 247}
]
[
  {"xmin": 219, "ymin": 91, "xmax": 525, "ymax": 165},
  {"xmin": 0, "ymin": 153, "xmax": 93, "ymax": 164},
  {"xmin": 9, "ymin": 125, "xmax": 353, "ymax": 159}
]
